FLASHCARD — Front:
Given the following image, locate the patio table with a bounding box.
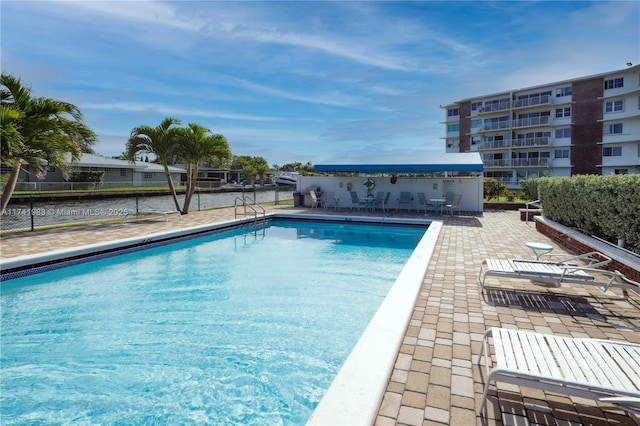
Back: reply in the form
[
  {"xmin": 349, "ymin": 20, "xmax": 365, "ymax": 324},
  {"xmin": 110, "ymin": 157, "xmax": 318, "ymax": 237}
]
[{"xmin": 429, "ymin": 198, "xmax": 446, "ymax": 214}]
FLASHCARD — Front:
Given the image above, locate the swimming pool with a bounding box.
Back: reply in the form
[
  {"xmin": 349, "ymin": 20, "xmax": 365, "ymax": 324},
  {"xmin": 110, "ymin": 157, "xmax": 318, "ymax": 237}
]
[{"xmin": 1, "ymin": 216, "xmax": 438, "ymax": 425}]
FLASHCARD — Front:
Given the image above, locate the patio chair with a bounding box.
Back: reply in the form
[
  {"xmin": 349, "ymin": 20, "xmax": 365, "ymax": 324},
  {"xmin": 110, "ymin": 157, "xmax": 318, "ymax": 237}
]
[
  {"xmin": 445, "ymin": 191, "xmax": 455, "ymax": 203},
  {"xmin": 444, "ymin": 194, "xmax": 462, "ymax": 215},
  {"xmin": 372, "ymin": 191, "xmax": 383, "ymax": 208},
  {"xmin": 309, "ymin": 190, "xmax": 320, "ymax": 208},
  {"xmin": 349, "ymin": 191, "xmax": 365, "ymax": 211},
  {"xmin": 372, "ymin": 192, "xmax": 386, "ymax": 212},
  {"xmin": 416, "ymin": 192, "xmax": 433, "ymax": 213},
  {"xmin": 477, "ymin": 327, "xmax": 640, "ymax": 416},
  {"xmin": 323, "ymin": 192, "xmax": 339, "ymax": 210},
  {"xmin": 379, "ymin": 192, "xmax": 391, "ymax": 212},
  {"xmin": 478, "ymin": 251, "xmax": 640, "ymax": 297},
  {"xmin": 397, "ymin": 192, "xmax": 411, "ymax": 212}
]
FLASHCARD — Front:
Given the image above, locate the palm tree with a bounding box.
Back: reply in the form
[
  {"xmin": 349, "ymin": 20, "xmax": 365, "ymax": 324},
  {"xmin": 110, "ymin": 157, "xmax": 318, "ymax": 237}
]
[
  {"xmin": 1, "ymin": 74, "xmax": 96, "ymax": 211},
  {"xmin": 126, "ymin": 117, "xmax": 183, "ymax": 212},
  {"xmin": 178, "ymin": 123, "xmax": 231, "ymax": 214}
]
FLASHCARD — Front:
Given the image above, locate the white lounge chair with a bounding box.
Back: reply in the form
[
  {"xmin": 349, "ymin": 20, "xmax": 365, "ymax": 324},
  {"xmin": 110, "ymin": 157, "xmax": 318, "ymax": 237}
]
[
  {"xmin": 478, "ymin": 327, "xmax": 640, "ymax": 416},
  {"xmin": 397, "ymin": 192, "xmax": 411, "ymax": 212},
  {"xmin": 477, "ymin": 251, "xmax": 636, "ymax": 293}
]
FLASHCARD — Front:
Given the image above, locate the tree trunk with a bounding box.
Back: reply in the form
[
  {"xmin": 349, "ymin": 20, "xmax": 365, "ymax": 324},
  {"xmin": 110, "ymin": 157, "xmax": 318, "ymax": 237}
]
[
  {"xmin": 163, "ymin": 164, "xmax": 182, "ymax": 213},
  {"xmin": 0, "ymin": 164, "xmax": 22, "ymax": 211},
  {"xmin": 182, "ymin": 165, "xmax": 198, "ymax": 215}
]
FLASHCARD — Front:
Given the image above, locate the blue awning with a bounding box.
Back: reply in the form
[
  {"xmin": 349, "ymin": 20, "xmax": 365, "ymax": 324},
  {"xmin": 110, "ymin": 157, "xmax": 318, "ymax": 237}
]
[{"xmin": 314, "ymin": 153, "xmax": 483, "ymax": 173}]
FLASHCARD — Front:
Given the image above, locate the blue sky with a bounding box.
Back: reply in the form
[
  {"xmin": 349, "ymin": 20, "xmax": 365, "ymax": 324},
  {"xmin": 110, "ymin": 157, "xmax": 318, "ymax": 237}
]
[{"xmin": 2, "ymin": 1, "xmax": 639, "ymax": 167}]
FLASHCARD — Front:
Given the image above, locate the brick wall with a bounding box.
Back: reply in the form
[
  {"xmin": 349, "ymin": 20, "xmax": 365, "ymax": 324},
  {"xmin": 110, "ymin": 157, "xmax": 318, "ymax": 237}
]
[
  {"xmin": 459, "ymin": 101, "xmax": 471, "ymax": 152},
  {"xmin": 571, "ymin": 78, "xmax": 603, "ymax": 175},
  {"xmin": 536, "ymin": 220, "xmax": 640, "ymax": 282}
]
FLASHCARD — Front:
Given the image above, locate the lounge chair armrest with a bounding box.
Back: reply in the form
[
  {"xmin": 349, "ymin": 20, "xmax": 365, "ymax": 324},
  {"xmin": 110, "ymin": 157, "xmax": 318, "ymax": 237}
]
[{"xmin": 540, "ymin": 251, "xmax": 612, "ymax": 268}]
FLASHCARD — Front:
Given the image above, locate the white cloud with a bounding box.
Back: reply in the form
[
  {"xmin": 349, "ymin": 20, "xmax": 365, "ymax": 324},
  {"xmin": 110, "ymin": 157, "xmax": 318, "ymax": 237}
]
[{"xmin": 82, "ymin": 102, "xmax": 281, "ymax": 122}]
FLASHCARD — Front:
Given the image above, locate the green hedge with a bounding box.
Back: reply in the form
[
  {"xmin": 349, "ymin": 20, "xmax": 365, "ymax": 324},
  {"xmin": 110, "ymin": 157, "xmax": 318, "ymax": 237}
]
[{"xmin": 537, "ymin": 175, "xmax": 640, "ymax": 254}]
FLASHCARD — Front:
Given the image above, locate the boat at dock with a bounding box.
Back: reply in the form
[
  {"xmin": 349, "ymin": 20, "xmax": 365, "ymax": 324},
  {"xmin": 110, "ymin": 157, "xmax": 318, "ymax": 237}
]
[{"xmin": 274, "ymin": 172, "xmax": 299, "ymax": 186}]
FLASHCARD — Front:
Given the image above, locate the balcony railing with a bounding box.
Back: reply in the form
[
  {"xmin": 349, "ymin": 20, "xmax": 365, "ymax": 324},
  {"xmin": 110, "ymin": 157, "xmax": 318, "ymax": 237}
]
[
  {"xmin": 482, "ymin": 121, "xmax": 511, "ymax": 131},
  {"xmin": 475, "ymin": 140, "xmax": 512, "ymax": 150},
  {"xmin": 512, "ymin": 116, "xmax": 550, "ymax": 128},
  {"xmin": 512, "ymin": 136, "xmax": 550, "ymax": 147},
  {"xmin": 478, "ymin": 101, "xmax": 511, "ymax": 113},
  {"xmin": 483, "ymin": 158, "xmax": 550, "ymax": 168},
  {"xmin": 513, "ymin": 95, "xmax": 551, "ymax": 108},
  {"xmin": 475, "ymin": 136, "xmax": 551, "ymax": 151}
]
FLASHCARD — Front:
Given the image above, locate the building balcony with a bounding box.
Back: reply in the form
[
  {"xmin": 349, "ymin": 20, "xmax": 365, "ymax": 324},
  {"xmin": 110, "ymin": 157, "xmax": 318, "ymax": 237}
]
[
  {"xmin": 512, "ymin": 116, "xmax": 550, "ymax": 129},
  {"xmin": 512, "ymin": 136, "xmax": 550, "ymax": 148},
  {"xmin": 475, "ymin": 140, "xmax": 512, "ymax": 150},
  {"xmin": 512, "ymin": 95, "xmax": 552, "ymax": 109},
  {"xmin": 477, "ymin": 101, "xmax": 512, "ymax": 114},
  {"xmin": 480, "ymin": 121, "xmax": 511, "ymax": 131},
  {"xmin": 472, "ymin": 136, "xmax": 551, "ymax": 151},
  {"xmin": 483, "ymin": 158, "xmax": 550, "ymax": 168}
]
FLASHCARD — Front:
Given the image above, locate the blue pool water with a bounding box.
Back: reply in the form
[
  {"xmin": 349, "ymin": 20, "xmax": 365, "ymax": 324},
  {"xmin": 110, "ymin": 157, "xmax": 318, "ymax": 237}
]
[{"xmin": 1, "ymin": 220, "xmax": 426, "ymax": 425}]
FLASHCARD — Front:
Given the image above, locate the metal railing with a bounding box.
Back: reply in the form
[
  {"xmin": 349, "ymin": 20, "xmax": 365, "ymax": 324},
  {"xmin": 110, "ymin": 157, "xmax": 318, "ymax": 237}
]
[
  {"xmin": 513, "ymin": 95, "xmax": 551, "ymax": 108},
  {"xmin": 234, "ymin": 196, "xmax": 266, "ymax": 223},
  {"xmin": 512, "ymin": 116, "xmax": 550, "ymax": 128},
  {"xmin": 2, "ymin": 189, "xmax": 291, "ymax": 232},
  {"xmin": 483, "ymin": 158, "xmax": 550, "ymax": 168}
]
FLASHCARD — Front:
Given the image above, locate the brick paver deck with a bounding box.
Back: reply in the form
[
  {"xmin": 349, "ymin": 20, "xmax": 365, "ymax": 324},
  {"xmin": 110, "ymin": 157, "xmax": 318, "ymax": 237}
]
[{"xmin": 2, "ymin": 206, "xmax": 638, "ymax": 425}]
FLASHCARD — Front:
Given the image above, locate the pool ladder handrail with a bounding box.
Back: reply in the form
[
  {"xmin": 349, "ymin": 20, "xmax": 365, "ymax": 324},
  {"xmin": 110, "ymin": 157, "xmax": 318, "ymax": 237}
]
[{"xmin": 234, "ymin": 196, "xmax": 266, "ymax": 223}]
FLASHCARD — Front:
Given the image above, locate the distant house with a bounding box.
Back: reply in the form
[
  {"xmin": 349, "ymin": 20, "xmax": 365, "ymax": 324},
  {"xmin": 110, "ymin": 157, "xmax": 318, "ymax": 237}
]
[
  {"xmin": 8, "ymin": 153, "xmax": 186, "ymax": 191},
  {"xmin": 173, "ymin": 165, "xmax": 244, "ymax": 186}
]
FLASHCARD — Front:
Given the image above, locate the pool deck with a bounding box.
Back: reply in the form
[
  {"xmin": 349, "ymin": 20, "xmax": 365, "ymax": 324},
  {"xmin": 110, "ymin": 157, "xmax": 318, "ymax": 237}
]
[{"xmin": 1, "ymin": 205, "xmax": 639, "ymax": 425}]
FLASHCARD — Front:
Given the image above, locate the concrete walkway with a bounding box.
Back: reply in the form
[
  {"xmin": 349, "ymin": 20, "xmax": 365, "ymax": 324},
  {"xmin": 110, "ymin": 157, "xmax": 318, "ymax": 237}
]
[{"xmin": 1, "ymin": 206, "xmax": 639, "ymax": 425}]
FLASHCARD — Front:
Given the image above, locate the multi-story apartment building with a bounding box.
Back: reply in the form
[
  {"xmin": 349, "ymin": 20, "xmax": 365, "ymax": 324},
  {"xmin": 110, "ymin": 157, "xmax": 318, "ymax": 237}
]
[{"xmin": 442, "ymin": 64, "xmax": 640, "ymax": 187}]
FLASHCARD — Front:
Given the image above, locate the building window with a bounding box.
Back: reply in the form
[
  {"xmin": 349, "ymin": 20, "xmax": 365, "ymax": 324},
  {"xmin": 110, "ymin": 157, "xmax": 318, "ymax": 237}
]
[
  {"xmin": 471, "ymin": 102, "xmax": 481, "ymax": 111},
  {"xmin": 447, "ymin": 123, "xmax": 459, "ymax": 132},
  {"xmin": 603, "ymin": 146, "xmax": 622, "ymax": 157},
  {"xmin": 605, "ymin": 100, "xmax": 623, "ymax": 113},
  {"xmin": 555, "ymin": 128, "xmax": 571, "ymax": 138},
  {"xmin": 554, "ymin": 149, "xmax": 569, "ymax": 159},
  {"xmin": 120, "ymin": 169, "xmax": 127, "ymax": 177},
  {"xmin": 614, "ymin": 169, "xmax": 628, "ymax": 174},
  {"xmin": 604, "ymin": 77, "xmax": 623, "ymax": 89},
  {"xmin": 470, "ymin": 119, "xmax": 482, "ymax": 128},
  {"xmin": 447, "ymin": 108, "xmax": 459, "ymax": 117},
  {"xmin": 604, "ymin": 123, "xmax": 623, "ymax": 135},
  {"xmin": 556, "ymin": 86, "xmax": 572, "ymax": 97},
  {"xmin": 143, "ymin": 172, "xmax": 153, "ymax": 179},
  {"xmin": 555, "ymin": 107, "xmax": 571, "ymax": 118}
]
